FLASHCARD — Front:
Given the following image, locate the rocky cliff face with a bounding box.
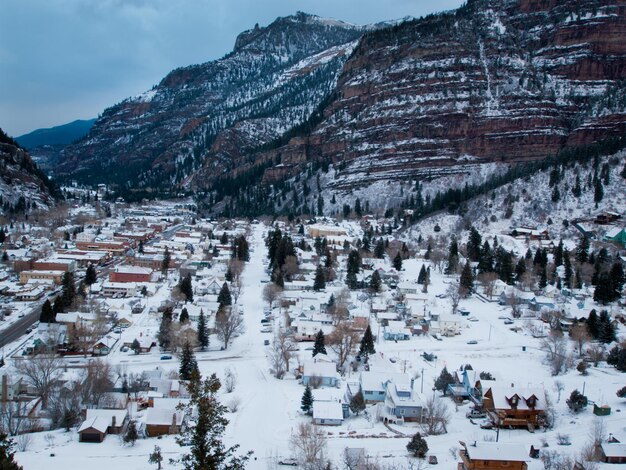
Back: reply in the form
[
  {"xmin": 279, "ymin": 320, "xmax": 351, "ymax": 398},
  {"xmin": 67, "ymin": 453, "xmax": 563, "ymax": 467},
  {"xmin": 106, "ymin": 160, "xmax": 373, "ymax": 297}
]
[
  {"xmin": 259, "ymin": 0, "xmax": 626, "ymax": 190},
  {"xmin": 0, "ymin": 129, "xmax": 58, "ymax": 214},
  {"xmin": 57, "ymin": 13, "xmax": 367, "ymax": 195}
]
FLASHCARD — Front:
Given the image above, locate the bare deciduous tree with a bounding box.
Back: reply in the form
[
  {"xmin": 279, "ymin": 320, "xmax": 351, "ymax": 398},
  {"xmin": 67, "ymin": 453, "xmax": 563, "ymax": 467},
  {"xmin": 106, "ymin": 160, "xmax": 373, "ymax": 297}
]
[
  {"xmin": 421, "ymin": 395, "xmax": 450, "ymax": 436},
  {"xmin": 446, "ymin": 283, "xmax": 461, "ymax": 316},
  {"xmin": 215, "ymin": 307, "xmax": 245, "ymax": 349},
  {"xmin": 268, "ymin": 331, "xmax": 296, "ymax": 379},
  {"xmin": 290, "ymin": 423, "xmax": 327, "ymax": 470},
  {"xmin": 477, "ymin": 272, "xmax": 498, "ymax": 299},
  {"xmin": 540, "ymin": 330, "xmax": 572, "ymax": 376},
  {"xmin": 327, "ymin": 321, "xmax": 360, "ymax": 373},
  {"xmin": 79, "ymin": 359, "xmax": 113, "ymax": 407},
  {"xmin": 586, "ymin": 344, "xmax": 605, "ymax": 366},
  {"xmin": 223, "ymin": 368, "xmax": 237, "ymax": 393},
  {"xmin": 570, "ymin": 323, "xmax": 590, "ymax": 357},
  {"xmin": 263, "ymin": 283, "xmax": 283, "ymax": 310},
  {"xmin": 14, "ymin": 354, "xmax": 63, "ymax": 409}
]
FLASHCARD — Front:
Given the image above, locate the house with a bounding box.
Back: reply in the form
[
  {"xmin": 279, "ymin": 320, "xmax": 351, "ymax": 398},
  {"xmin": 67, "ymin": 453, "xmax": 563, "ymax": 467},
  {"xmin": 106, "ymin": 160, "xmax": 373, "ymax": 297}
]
[
  {"xmin": 145, "ymin": 398, "xmax": 188, "ymax": 436},
  {"xmin": 482, "ymin": 386, "xmax": 545, "ymax": 429},
  {"xmin": 383, "ymin": 321, "xmax": 411, "ymax": 341},
  {"xmin": 109, "ymin": 265, "xmax": 153, "ymax": 283},
  {"xmin": 601, "ymin": 443, "xmax": 626, "ymax": 464},
  {"xmin": 448, "ymin": 369, "xmax": 479, "ymax": 402},
  {"xmin": 78, "ymin": 409, "xmax": 128, "ymax": 442},
  {"xmin": 302, "ymin": 361, "xmax": 339, "ymax": 388},
  {"xmin": 92, "ymin": 335, "xmax": 118, "ymax": 356},
  {"xmin": 1, "ymin": 374, "xmax": 22, "ymax": 402},
  {"xmin": 605, "ymin": 227, "xmax": 626, "ymax": 247},
  {"xmin": 459, "ymin": 441, "xmax": 529, "ymax": 470},
  {"xmin": 382, "ymin": 380, "xmax": 423, "ymax": 423},
  {"xmin": 312, "ymin": 401, "xmax": 344, "ymax": 426},
  {"xmin": 359, "ymin": 372, "xmax": 411, "ymax": 403}
]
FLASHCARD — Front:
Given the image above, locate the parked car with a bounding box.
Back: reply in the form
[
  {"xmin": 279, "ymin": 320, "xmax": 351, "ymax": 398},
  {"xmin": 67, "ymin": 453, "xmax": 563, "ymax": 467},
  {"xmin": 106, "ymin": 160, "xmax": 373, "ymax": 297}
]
[
  {"xmin": 260, "ymin": 318, "xmax": 270, "ymax": 324},
  {"xmin": 466, "ymin": 409, "xmax": 486, "ymax": 419},
  {"xmin": 160, "ymin": 355, "xmax": 172, "ymax": 360},
  {"xmin": 278, "ymin": 458, "xmax": 298, "ymax": 466},
  {"xmin": 264, "ymin": 339, "xmax": 270, "ymax": 346},
  {"xmin": 466, "ymin": 340, "xmax": 478, "ymax": 345},
  {"xmin": 120, "ymin": 346, "xmax": 129, "ymax": 352}
]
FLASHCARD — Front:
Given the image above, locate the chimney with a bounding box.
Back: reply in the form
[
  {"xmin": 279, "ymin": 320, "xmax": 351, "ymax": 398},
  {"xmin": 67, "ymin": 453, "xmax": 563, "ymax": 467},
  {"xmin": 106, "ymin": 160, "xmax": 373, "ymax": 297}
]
[{"xmin": 112, "ymin": 415, "xmax": 116, "ymax": 429}]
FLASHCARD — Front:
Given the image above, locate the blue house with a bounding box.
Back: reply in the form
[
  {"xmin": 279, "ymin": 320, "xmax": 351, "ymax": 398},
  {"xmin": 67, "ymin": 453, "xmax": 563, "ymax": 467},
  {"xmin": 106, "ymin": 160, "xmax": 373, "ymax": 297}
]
[
  {"xmin": 302, "ymin": 361, "xmax": 339, "ymax": 388},
  {"xmin": 383, "ymin": 321, "xmax": 411, "ymax": 341},
  {"xmin": 359, "ymin": 371, "xmax": 412, "ymax": 403},
  {"xmin": 383, "ymin": 380, "xmax": 423, "ymax": 423},
  {"xmin": 448, "ymin": 369, "xmax": 494, "ymax": 405}
]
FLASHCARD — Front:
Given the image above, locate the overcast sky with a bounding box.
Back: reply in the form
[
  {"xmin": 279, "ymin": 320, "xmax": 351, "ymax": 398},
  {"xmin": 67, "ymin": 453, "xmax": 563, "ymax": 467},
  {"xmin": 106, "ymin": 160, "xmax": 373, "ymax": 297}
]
[{"xmin": 0, "ymin": 0, "xmax": 463, "ymax": 136}]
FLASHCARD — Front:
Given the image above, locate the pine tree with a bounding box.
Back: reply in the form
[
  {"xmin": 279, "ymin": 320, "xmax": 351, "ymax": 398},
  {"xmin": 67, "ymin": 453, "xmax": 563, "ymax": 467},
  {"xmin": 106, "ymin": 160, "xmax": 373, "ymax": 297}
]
[
  {"xmin": 177, "ymin": 373, "xmax": 251, "ymax": 470},
  {"xmin": 359, "ymin": 325, "xmax": 376, "ymax": 357},
  {"xmin": 312, "ymin": 330, "xmax": 327, "ymax": 357},
  {"xmin": 179, "ymin": 307, "xmax": 189, "ymax": 324},
  {"xmin": 148, "ymin": 445, "xmax": 163, "ymax": 470},
  {"xmin": 40, "ymin": 299, "xmax": 54, "ymax": 323},
  {"xmin": 539, "ymin": 266, "xmax": 548, "ymax": 289},
  {"xmin": 179, "ymin": 341, "xmax": 199, "ymax": 381},
  {"xmin": 554, "ymin": 240, "xmax": 564, "ymax": 267},
  {"xmin": 158, "ymin": 307, "xmax": 173, "ymax": 350},
  {"xmin": 445, "ymin": 237, "xmax": 459, "ymax": 274},
  {"xmin": 572, "ymin": 174, "xmax": 582, "ymax": 197},
  {"xmin": 123, "ymin": 420, "xmax": 138, "ymax": 446},
  {"xmin": 551, "ymin": 186, "xmax": 560, "ymax": 203},
  {"xmin": 84, "ymin": 264, "xmax": 97, "ymax": 285},
  {"xmin": 217, "ymin": 282, "xmax": 232, "ymax": 308},
  {"xmin": 349, "ymin": 390, "xmax": 366, "ymax": 415},
  {"xmin": 406, "ymin": 432, "xmax": 428, "ymax": 458},
  {"xmin": 393, "ymin": 252, "xmax": 403, "ymax": 271},
  {"xmin": 594, "ymin": 178, "xmax": 604, "ymax": 205},
  {"xmin": 459, "ymin": 262, "xmax": 474, "ymax": 296},
  {"xmin": 161, "ymin": 247, "xmax": 171, "ymax": 277},
  {"xmin": 586, "ymin": 309, "xmax": 599, "ymax": 339},
  {"xmin": 313, "ymin": 265, "xmax": 326, "ymax": 291},
  {"xmin": 593, "ymin": 272, "xmax": 613, "ymax": 305},
  {"xmin": 0, "ymin": 434, "xmax": 23, "ymax": 470},
  {"xmin": 197, "ymin": 309, "xmax": 209, "ymax": 351},
  {"xmin": 610, "ymin": 262, "xmax": 624, "ymax": 301},
  {"xmin": 598, "ymin": 311, "xmax": 616, "ymax": 344},
  {"xmin": 566, "ymin": 389, "xmax": 588, "ymax": 413},
  {"xmin": 61, "ymin": 271, "xmax": 76, "ymax": 308},
  {"xmin": 575, "ymin": 236, "xmax": 590, "ymax": 264},
  {"xmin": 53, "ymin": 295, "xmax": 64, "ymax": 314},
  {"xmin": 301, "ymin": 385, "xmax": 313, "ymax": 414},
  {"xmin": 467, "ymin": 227, "xmax": 482, "ymax": 262},
  {"xmin": 131, "ymin": 338, "xmax": 141, "ymax": 354},
  {"xmin": 369, "ymin": 270, "xmax": 382, "ymax": 293},
  {"xmin": 417, "ymin": 264, "xmax": 427, "ymax": 284},
  {"xmin": 434, "ymin": 367, "xmax": 454, "ymax": 395},
  {"xmin": 563, "ymin": 249, "xmax": 573, "ymax": 289},
  {"xmin": 374, "ymin": 239, "xmax": 385, "ymax": 259},
  {"xmin": 477, "ymin": 241, "xmax": 493, "ymax": 273},
  {"xmin": 179, "ymin": 273, "xmax": 193, "ymax": 302}
]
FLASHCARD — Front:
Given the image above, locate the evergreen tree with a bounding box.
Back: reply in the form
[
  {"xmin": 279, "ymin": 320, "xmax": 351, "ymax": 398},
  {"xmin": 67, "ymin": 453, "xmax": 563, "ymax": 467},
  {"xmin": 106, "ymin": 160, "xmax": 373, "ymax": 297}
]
[
  {"xmin": 551, "ymin": 186, "xmax": 560, "ymax": 203},
  {"xmin": 131, "ymin": 338, "xmax": 141, "ymax": 355},
  {"xmin": 177, "ymin": 373, "xmax": 251, "ymax": 470},
  {"xmin": 563, "ymin": 249, "xmax": 573, "ymax": 289},
  {"xmin": 197, "ymin": 309, "xmax": 209, "ymax": 351},
  {"xmin": 593, "ymin": 272, "xmax": 613, "ymax": 305},
  {"xmin": 406, "ymin": 432, "xmax": 428, "ymax": 458},
  {"xmin": 374, "ymin": 239, "xmax": 385, "ymax": 259},
  {"xmin": 554, "ymin": 240, "xmax": 564, "ymax": 267},
  {"xmin": 312, "ymin": 330, "xmax": 327, "ymax": 357},
  {"xmin": 217, "ymin": 282, "xmax": 232, "ymax": 308},
  {"xmin": 148, "ymin": 445, "xmax": 163, "ymax": 470},
  {"xmin": 434, "ymin": 367, "xmax": 454, "ymax": 395},
  {"xmin": 495, "ymin": 248, "xmax": 514, "ymax": 285},
  {"xmin": 575, "ymin": 236, "xmax": 590, "ymax": 264},
  {"xmin": 417, "ymin": 264, "xmax": 427, "ymax": 284},
  {"xmin": 539, "ymin": 266, "xmax": 548, "ymax": 289},
  {"xmin": 157, "ymin": 307, "xmax": 173, "ymax": 350},
  {"xmin": 53, "ymin": 295, "xmax": 64, "ymax": 314},
  {"xmin": 180, "ymin": 307, "xmax": 189, "ymax": 324},
  {"xmin": 179, "ymin": 341, "xmax": 199, "ymax": 381},
  {"xmin": 514, "ymin": 258, "xmax": 526, "ymax": 283},
  {"xmin": 359, "ymin": 325, "xmax": 376, "ymax": 357},
  {"xmin": 586, "ymin": 309, "xmax": 599, "ymax": 339},
  {"xmin": 84, "ymin": 264, "xmax": 97, "ymax": 285},
  {"xmin": 40, "ymin": 299, "xmax": 54, "ymax": 323},
  {"xmin": 123, "ymin": 420, "xmax": 138, "ymax": 446},
  {"xmin": 598, "ymin": 311, "xmax": 616, "ymax": 344},
  {"xmin": 393, "ymin": 252, "xmax": 403, "ymax": 271},
  {"xmin": 445, "ymin": 237, "xmax": 459, "ymax": 274},
  {"xmin": 467, "ymin": 227, "xmax": 482, "ymax": 262},
  {"xmin": 477, "ymin": 241, "xmax": 493, "ymax": 273},
  {"xmin": 138, "ymin": 240, "xmax": 145, "ymax": 254},
  {"xmin": 179, "ymin": 273, "xmax": 194, "ymax": 302},
  {"xmin": 459, "ymin": 262, "xmax": 474, "ymax": 296},
  {"xmin": 610, "ymin": 262, "xmax": 624, "ymax": 301},
  {"xmin": 161, "ymin": 247, "xmax": 171, "ymax": 277},
  {"xmin": 594, "ymin": 178, "xmax": 604, "ymax": 205},
  {"xmin": 313, "ymin": 265, "xmax": 326, "ymax": 291},
  {"xmin": 301, "ymin": 385, "xmax": 313, "ymax": 414},
  {"xmin": 566, "ymin": 389, "xmax": 588, "ymax": 413},
  {"xmin": 346, "ymin": 249, "xmax": 361, "ymax": 289},
  {"xmin": 572, "ymin": 174, "xmax": 582, "ymax": 197},
  {"xmin": 369, "ymin": 270, "xmax": 382, "ymax": 293},
  {"xmin": 61, "ymin": 271, "xmax": 76, "ymax": 308},
  {"xmin": 0, "ymin": 434, "xmax": 23, "ymax": 470},
  {"xmin": 349, "ymin": 390, "xmax": 366, "ymax": 415}
]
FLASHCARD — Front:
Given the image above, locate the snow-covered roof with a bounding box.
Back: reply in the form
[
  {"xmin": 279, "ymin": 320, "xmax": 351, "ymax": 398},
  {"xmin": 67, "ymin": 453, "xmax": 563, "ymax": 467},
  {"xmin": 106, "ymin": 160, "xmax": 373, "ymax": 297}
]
[
  {"xmin": 312, "ymin": 401, "xmax": 343, "ymax": 421},
  {"xmin": 78, "ymin": 416, "xmax": 108, "ymax": 434},
  {"xmin": 601, "ymin": 443, "xmax": 626, "ymax": 458},
  {"xmin": 303, "ymin": 360, "xmax": 339, "ymax": 379},
  {"xmin": 487, "ymin": 386, "xmax": 545, "ymax": 411},
  {"xmin": 360, "ymin": 371, "xmax": 411, "ymax": 392},
  {"xmin": 145, "ymin": 407, "xmax": 184, "ymax": 426},
  {"xmin": 465, "ymin": 442, "xmax": 529, "ymax": 462}
]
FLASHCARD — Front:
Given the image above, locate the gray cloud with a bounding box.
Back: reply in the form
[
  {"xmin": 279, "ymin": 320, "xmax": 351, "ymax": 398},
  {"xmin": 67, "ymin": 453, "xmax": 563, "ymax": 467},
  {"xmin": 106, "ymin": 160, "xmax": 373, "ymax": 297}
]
[{"xmin": 0, "ymin": 0, "xmax": 463, "ymax": 136}]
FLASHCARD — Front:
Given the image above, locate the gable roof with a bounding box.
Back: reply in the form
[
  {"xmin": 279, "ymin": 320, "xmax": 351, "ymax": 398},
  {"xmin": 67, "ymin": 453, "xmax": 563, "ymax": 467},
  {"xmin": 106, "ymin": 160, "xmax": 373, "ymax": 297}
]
[
  {"xmin": 78, "ymin": 415, "xmax": 108, "ymax": 434},
  {"xmin": 465, "ymin": 442, "xmax": 530, "ymax": 462},
  {"xmin": 313, "ymin": 401, "xmax": 343, "ymax": 421}
]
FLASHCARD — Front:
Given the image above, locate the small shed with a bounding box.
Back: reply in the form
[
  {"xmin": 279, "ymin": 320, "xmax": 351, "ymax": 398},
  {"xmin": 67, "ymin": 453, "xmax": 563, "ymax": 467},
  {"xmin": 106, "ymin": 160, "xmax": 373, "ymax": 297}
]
[
  {"xmin": 593, "ymin": 404, "xmax": 611, "ymax": 416},
  {"xmin": 78, "ymin": 416, "xmax": 108, "ymax": 443}
]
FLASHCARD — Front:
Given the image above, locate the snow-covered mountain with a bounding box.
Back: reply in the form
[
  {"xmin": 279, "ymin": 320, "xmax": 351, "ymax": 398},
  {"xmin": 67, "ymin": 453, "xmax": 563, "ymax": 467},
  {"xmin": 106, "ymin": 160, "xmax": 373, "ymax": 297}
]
[{"xmin": 56, "ymin": 12, "xmax": 370, "ymax": 196}]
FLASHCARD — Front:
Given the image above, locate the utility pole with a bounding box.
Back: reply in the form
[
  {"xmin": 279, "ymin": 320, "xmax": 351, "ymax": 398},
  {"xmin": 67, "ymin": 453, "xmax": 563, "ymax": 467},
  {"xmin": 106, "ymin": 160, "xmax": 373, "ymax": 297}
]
[{"xmin": 421, "ymin": 368, "xmax": 424, "ymax": 393}]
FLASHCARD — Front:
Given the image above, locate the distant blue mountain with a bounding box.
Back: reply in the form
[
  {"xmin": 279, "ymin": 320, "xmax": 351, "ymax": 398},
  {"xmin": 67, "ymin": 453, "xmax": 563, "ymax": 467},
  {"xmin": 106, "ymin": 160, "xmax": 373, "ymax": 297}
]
[{"xmin": 16, "ymin": 118, "xmax": 96, "ymax": 149}]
